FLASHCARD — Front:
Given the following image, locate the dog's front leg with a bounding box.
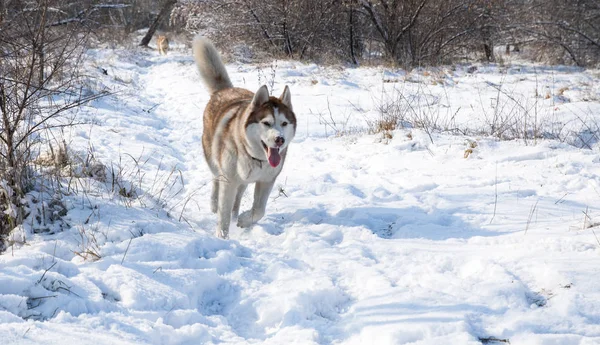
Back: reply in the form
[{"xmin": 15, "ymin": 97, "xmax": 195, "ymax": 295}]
[
  {"xmin": 232, "ymin": 184, "xmax": 247, "ymax": 219},
  {"xmin": 237, "ymin": 180, "xmax": 275, "ymax": 228},
  {"xmin": 216, "ymin": 179, "xmax": 237, "ymax": 239}
]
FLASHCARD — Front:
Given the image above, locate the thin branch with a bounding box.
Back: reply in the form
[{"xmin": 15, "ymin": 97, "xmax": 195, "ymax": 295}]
[
  {"xmin": 489, "ymin": 161, "xmax": 498, "ymax": 224},
  {"xmin": 14, "ymin": 91, "xmax": 109, "ymax": 150},
  {"xmin": 394, "ymin": 0, "xmax": 429, "ymax": 44},
  {"xmin": 36, "ymin": 262, "xmax": 57, "ymax": 284}
]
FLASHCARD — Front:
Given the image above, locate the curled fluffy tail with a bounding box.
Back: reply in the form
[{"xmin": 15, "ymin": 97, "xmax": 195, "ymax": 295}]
[{"xmin": 192, "ymin": 36, "xmax": 233, "ymax": 94}]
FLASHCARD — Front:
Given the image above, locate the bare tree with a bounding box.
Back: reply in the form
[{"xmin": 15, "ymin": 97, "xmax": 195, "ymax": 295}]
[
  {"xmin": 357, "ymin": 0, "xmax": 428, "ymax": 64},
  {"xmin": 163, "ymin": 0, "xmax": 600, "ymax": 66},
  {"xmin": 527, "ymin": 0, "xmax": 600, "ymax": 66},
  {"xmin": 140, "ymin": 0, "xmax": 178, "ymax": 47}
]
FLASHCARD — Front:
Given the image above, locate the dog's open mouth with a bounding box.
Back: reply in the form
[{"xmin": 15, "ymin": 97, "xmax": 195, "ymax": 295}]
[{"xmin": 262, "ymin": 141, "xmax": 281, "ymax": 168}]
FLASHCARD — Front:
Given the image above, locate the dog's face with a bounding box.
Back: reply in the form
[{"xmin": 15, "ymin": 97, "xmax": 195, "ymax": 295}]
[
  {"xmin": 245, "ymin": 85, "xmax": 296, "ymax": 167},
  {"xmin": 158, "ymin": 35, "xmax": 169, "ymax": 46}
]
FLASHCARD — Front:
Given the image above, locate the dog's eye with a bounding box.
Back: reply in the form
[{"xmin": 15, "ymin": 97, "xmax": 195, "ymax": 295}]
[
  {"xmin": 262, "ymin": 121, "xmax": 272, "ymax": 127},
  {"xmin": 282, "ymin": 122, "xmax": 288, "ymax": 127}
]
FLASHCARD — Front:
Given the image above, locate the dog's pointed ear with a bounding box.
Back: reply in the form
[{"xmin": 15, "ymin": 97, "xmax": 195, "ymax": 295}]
[
  {"xmin": 279, "ymin": 85, "xmax": 292, "ymax": 111},
  {"xmin": 252, "ymin": 85, "xmax": 270, "ymax": 108}
]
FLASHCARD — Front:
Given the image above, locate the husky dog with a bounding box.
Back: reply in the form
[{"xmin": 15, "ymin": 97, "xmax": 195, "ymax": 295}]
[
  {"xmin": 157, "ymin": 35, "xmax": 170, "ymax": 55},
  {"xmin": 192, "ymin": 36, "xmax": 296, "ymax": 239}
]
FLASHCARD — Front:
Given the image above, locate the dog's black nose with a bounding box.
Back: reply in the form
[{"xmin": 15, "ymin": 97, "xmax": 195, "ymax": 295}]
[{"xmin": 275, "ymin": 136, "xmax": 285, "ymax": 146}]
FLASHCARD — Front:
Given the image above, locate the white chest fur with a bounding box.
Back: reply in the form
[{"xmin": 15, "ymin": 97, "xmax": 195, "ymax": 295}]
[{"xmin": 237, "ymin": 155, "xmax": 283, "ymax": 183}]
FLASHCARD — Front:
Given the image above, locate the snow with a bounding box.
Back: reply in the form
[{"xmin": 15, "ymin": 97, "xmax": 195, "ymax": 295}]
[{"xmin": 2, "ymin": 42, "xmax": 600, "ymax": 345}]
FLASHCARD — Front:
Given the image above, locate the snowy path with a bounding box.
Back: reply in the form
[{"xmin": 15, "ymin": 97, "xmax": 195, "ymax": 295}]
[{"xmin": 2, "ymin": 47, "xmax": 600, "ymax": 345}]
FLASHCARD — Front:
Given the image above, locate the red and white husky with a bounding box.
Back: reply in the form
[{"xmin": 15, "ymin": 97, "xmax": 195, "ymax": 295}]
[{"xmin": 192, "ymin": 36, "xmax": 297, "ymax": 239}]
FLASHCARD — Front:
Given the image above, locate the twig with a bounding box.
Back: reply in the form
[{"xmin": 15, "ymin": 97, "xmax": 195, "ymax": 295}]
[
  {"xmin": 178, "ymin": 195, "xmax": 194, "ymax": 222},
  {"xmin": 490, "ymin": 161, "xmax": 498, "ymax": 224},
  {"xmin": 479, "ymin": 336, "xmax": 510, "ymax": 344},
  {"xmin": 55, "ymin": 284, "xmax": 81, "ymax": 298},
  {"xmin": 582, "ymin": 206, "xmax": 591, "ymax": 230},
  {"xmin": 22, "ymin": 327, "xmax": 31, "ymax": 338},
  {"xmin": 27, "ymin": 295, "xmax": 58, "ymax": 303},
  {"xmin": 554, "ymin": 192, "xmax": 569, "ymax": 204},
  {"xmin": 524, "ymin": 199, "xmax": 539, "ymax": 235},
  {"xmin": 121, "ymin": 234, "xmax": 133, "ymax": 265},
  {"xmin": 592, "ymin": 229, "xmax": 600, "ymax": 247},
  {"xmin": 73, "ymin": 250, "xmax": 101, "ymax": 261},
  {"xmin": 37, "ymin": 262, "xmax": 57, "ymax": 284},
  {"xmin": 144, "ymin": 103, "xmax": 160, "ymax": 113}
]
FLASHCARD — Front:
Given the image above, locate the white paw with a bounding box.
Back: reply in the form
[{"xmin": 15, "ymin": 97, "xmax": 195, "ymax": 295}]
[
  {"xmin": 215, "ymin": 228, "xmax": 228, "ymax": 239},
  {"xmin": 237, "ymin": 211, "xmax": 256, "ymax": 228}
]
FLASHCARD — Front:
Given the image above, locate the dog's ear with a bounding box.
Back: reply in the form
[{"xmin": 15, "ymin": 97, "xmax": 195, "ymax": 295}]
[
  {"xmin": 279, "ymin": 85, "xmax": 292, "ymax": 111},
  {"xmin": 252, "ymin": 85, "xmax": 270, "ymax": 108}
]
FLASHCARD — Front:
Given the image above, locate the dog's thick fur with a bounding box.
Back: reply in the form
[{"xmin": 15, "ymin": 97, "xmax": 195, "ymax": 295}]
[
  {"xmin": 193, "ymin": 36, "xmax": 296, "ymax": 239},
  {"xmin": 157, "ymin": 35, "xmax": 169, "ymax": 55}
]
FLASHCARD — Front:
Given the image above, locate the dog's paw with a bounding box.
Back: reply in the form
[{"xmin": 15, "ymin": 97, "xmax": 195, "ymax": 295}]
[
  {"xmin": 215, "ymin": 228, "xmax": 228, "ymax": 239},
  {"xmin": 236, "ymin": 211, "xmax": 256, "ymax": 228}
]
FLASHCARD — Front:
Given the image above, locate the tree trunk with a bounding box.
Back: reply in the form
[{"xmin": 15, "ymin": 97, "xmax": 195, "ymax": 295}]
[
  {"xmin": 247, "ymin": 6, "xmax": 276, "ymax": 49},
  {"xmin": 483, "ymin": 42, "xmax": 494, "ymax": 62},
  {"xmin": 0, "ymin": 0, "xmax": 4, "ymax": 24},
  {"xmin": 139, "ymin": 0, "xmax": 177, "ymax": 47},
  {"xmin": 349, "ymin": 4, "xmax": 358, "ymax": 65},
  {"xmin": 38, "ymin": 33, "xmax": 45, "ymax": 86}
]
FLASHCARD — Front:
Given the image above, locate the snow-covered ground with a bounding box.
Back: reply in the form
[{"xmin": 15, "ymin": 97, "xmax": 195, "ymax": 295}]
[{"xmin": 2, "ymin": 42, "xmax": 600, "ymax": 345}]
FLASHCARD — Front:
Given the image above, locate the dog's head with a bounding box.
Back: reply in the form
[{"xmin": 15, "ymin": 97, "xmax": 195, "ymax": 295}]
[
  {"xmin": 245, "ymin": 85, "xmax": 296, "ymax": 168},
  {"xmin": 158, "ymin": 35, "xmax": 168, "ymax": 44}
]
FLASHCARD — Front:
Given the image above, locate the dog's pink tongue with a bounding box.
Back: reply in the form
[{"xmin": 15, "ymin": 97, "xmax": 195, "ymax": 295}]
[{"xmin": 267, "ymin": 147, "xmax": 281, "ymax": 167}]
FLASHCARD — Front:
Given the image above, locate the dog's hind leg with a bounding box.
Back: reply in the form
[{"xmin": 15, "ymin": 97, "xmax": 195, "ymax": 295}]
[
  {"xmin": 237, "ymin": 180, "xmax": 275, "ymax": 228},
  {"xmin": 216, "ymin": 180, "xmax": 237, "ymax": 239},
  {"xmin": 210, "ymin": 178, "xmax": 219, "ymax": 214},
  {"xmin": 232, "ymin": 184, "xmax": 247, "ymax": 219}
]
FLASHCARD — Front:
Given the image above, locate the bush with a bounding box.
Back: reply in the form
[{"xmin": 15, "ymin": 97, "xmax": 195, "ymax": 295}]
[{"xmin": 0, "ymin": 0, "xmax": 106, "ymax": 249}]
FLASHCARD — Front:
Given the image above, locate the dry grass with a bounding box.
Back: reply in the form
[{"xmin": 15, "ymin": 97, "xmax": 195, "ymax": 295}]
[
  {"xmin": 463, "ymin": 140, "xmax": 478, "ymax": 158},
  {"xmin": 73, "ymin": 224, "xmax": 103, "ymax": 262}
]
